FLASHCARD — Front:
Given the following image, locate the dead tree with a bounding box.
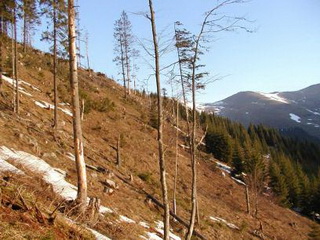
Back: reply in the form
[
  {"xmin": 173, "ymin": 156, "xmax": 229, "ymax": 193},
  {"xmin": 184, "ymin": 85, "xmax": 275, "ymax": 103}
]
[
  {"xmin": 117, "ymin": 134, "xmax": 121, "ymax": 167},
  {"xmin": 148, "ymin": 0, "xmax": 170, "ymax": 238},
  {"xmin": 68, "ymin": 0, "xmax": 87, "ymax": 212},
  {"xmin": 40, "ymin": 0, "xmax": 68, "ymax": 129},
  {"xmin": 186, "ymin": 1, "xmax": 252, "ymax": 238},
  {"xmin": 13, "ymin": 0, "xmax": 18, "ymax": 114}
]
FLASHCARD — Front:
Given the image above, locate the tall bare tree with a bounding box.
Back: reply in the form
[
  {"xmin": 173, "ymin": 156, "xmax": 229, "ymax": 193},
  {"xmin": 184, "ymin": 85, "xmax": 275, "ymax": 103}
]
[
  {"xmin": 148, "ymin": 0, "xmax": 170, "ymax": 239},
  {"xmin": 40, "ymin": 0, "xmax": 67, "ymax": 129},
  {"xmin": 68, "ymin": 0, "xmax": 87, "ymax": 211},
  {"xmin": 185, "ymin": 1, "xmax": 251, "ymax": 238},
  {"xmin": 13, "ymin": 0, "xmax": 19, "ymax": 114},
  {"xmin": 22, "ymin": 0, "xmax": 39, "ymax": 52}
]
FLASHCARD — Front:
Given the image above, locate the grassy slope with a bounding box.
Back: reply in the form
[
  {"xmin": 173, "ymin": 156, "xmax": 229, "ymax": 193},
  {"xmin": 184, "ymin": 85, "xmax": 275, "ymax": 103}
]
[{"xmin": 0, "ymin": 47, "xmax": 317, "ymax": 239}]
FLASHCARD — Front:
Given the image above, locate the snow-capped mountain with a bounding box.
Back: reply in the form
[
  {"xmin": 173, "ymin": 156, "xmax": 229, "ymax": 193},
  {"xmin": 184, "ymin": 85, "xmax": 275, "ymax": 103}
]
[{"xmin": 200, "ymin": 83, "xmax": 320, "ymax": 140}]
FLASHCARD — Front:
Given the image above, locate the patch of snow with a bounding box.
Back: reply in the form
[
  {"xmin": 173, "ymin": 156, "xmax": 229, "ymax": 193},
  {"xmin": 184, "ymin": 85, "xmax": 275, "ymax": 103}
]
[
  {"xmin": 258, "ymin": 92, "xmax": 289, "ymax": 104},
  {"xmin": 231, "ymin": 177, "xmax": 246, "ymax": 186},
  {"xmin": 139, "ymin": 221, "xmax": 150, "ymax": 228},
  {"xmin": 88, "ymin": 228, "xmax": 112, "ymax": 240},
  {"xmin": 34, "ymin": 100, "xmax": 72, "ymax": 116},
  {"xmin": 210, "ymin": 216, "xmax": 239, "ymax": 230},
  {"xmin": 289, "ymin": 113, "xmax": 301, "ymax": 123},
  {"xmin": 0, "ymin": 158, "xmax": 25, "ymax": 174},
  {"xmin": 20, "ymin": 79, "xmax": 41, "ymax": 92},
  {"xmin": 306, "ymin": 109, "xmax": 320, "ymax": 116},
  {"xmin": 0, "ymin": 146, "xmax": 78, "ymax": 200},
  {"xmin": 153, "ymin": 220, "xmax": 181, "ymax": 240},
  {"xmin": 215, "ymin": 161, "xmax": 231, "ymax": 174},
  {"xmin": 66, "ymin": 152, "xmax": 75, "ymax": 161},
  {"xmin": 65, "ymin": 218, "xmax": 112, "ymax": 240},
  {"xmin": 212, "ymin": 106, "xmax": 225, "ymax": 115},
  {"xmin": 99, "ymin": 206, "xmax": 113, "ymax": 214},
  {"xmin": 119, "ymin": 215, "xmax": 136, "ymax": 224},
  {"xmin": 59, "ymin": 102, "xmax": 70, "ymax": 106},
  {"xmin": 0, "ymin": 146, "xmax": 113, "ymax": 214},
  {"xmin": 2, "ymin": 75, "xmax": 33, "ymax": 96},
  {"xmin": 141, "ymin": 232, "xmax": 162, "ymax": 240}
]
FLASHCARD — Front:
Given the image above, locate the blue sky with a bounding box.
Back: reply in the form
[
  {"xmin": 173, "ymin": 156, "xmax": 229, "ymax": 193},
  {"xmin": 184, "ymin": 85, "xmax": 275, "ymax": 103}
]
[{"xmin": 34, "ymin": 0, "xmax": 320, "ymax": 103}]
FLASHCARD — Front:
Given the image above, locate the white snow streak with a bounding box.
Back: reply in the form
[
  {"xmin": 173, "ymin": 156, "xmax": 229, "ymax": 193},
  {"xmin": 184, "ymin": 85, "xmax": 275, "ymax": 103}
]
[
  {"xmin": 119, "ymin": 215, "xmax": 136, "ymax": 224},
  {"xmin": 259, "ymin": 92, "xmax": 289, "ymax": 104},
  {"xmin": 306, "ymin": 109, "xmax": 320, "ymax": 116},
  {"xmin": 210, "ymin": 216, "xmax": 239, "ymax": 230},
  {"xmin": 289, "ymin": 113, "xmax": 301, "ymax": 123},
  {"xmin": 34, "ymin": 100, "xmax": 73, "ymax": 116},
  {"xmin": 88, "ymin": 228, "xmax": 112, "ymax": 240},
  {"xmin": 0, "ymin": 146, "xmax": 113, "ymax": 214}
]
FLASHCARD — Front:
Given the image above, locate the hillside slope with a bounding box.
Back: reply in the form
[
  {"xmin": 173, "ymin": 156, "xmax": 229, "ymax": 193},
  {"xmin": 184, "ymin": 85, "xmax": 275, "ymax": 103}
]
[{"xmin": 0, "ymin": 48, "xmax": 317, "ymax": 239}]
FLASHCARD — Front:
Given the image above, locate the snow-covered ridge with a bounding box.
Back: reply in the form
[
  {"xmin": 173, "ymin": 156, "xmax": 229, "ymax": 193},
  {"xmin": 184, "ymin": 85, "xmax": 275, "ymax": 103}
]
[{"xmin": 258, "ymin": 92, "xmax": 289, "ymax": 104}]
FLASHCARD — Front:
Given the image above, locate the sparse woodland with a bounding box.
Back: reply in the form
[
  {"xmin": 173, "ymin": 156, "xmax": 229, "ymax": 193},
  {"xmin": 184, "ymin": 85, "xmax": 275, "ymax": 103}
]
[{"xmin": 0, "ymin": 1, "xmax": 320, "ymax": 240}]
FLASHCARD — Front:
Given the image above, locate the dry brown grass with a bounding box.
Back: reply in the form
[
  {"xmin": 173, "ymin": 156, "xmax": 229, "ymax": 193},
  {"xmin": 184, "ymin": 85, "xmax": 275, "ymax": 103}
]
[{"xmin": 0, "ymin": 47, "xmax": 317, "ymax": 239}]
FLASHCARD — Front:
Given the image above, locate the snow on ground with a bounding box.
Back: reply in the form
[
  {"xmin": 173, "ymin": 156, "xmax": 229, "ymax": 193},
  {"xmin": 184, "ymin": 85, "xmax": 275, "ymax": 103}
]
[
  {"xmin": 0, "ymin": 146, "xmax": 112, "ymax": 214},
  {"xmin": 34, "ymin": 100, "xmax": 73, "ymax": 116},
  {"xmin": 2, "ymin": 75, "xmax": 72, "ymax": 116},
  {"xmin": 154, "ymin": 220, "xmax": 181, "ymax": 240},
  {"xmin": 2, "ymin": 75, "xmax": 40, "ymax": 92},
  {"xmin": 289, "ymin": 113, "xmax": 301, "ymax": 123},
  {"xmin": 210, "ymin": 216, "xmax": 239, "ymax": 230},
  {"xmin": 0, "ymin": 146, "xmax": 112, "ymax": 240},
  {"xmin": 0, "ymin": 146, "xmax": 78, "ymax": 200},
  {"xmin": 213, "ymin": 106, "xmax": 225, "ymax": 115},
  {"xmin": 306, "ymin": 109, "xmax": 320, "ymax": 116},
  {"xmin": 140, "ymin": 232, "xmax": 162, "ymax": 240},
  {"xmin": 0, "ymin": 157, "xmax": 24, "ymax": 174},
  {"xmin": 119, "ymin": 215, "xmax": 136, "ymax": 224},
  {"xmin": 139, "ymin": 221, "xmax": 150, "ymax": 228},
  {"xmin": 2, "ymin": 75, "xmax": 33, "ymax": 96},
  {"xmin": 215, "ymin": 160, "xmax": 231, "ymax": 174},
  {"xmin": 66, "ymin": 152, "xmax": 76, "ymax": 161},
  {"xmin": 140, "ymin": 220, "xmax": 181, "ymax": 240},
  {"xmin": 258, "ymin": 92, "xmax": 289, "ymax": 104},
  {"xmin": 88, "ymin": 228, "xmax": 112, "ymax": 240},
  {"xmin": 231, "ymin": 176, "xmax": 246, "ymax": 186}
]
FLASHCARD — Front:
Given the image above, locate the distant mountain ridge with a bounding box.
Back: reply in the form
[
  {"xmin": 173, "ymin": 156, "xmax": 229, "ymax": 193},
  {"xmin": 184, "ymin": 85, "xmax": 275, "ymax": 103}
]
[{"xmin": 199, "ymin": 83, "xmax": 320, "ymax": 140}]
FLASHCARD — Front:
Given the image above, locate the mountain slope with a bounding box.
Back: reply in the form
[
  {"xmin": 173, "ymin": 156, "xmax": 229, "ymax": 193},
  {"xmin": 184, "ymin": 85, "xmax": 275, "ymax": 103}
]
[
  {"xmin": 0, "ymin": 47, "xmax": 317, "ymax": 239},
  {"xmin": 201, "ymin": 84, "xmax": 320, "ymax": 140}
]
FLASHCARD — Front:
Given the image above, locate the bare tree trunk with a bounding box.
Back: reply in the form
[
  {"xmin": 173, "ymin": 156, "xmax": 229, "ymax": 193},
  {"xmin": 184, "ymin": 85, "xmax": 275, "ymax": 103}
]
[
  {"xmin": 117, "ymin": 134, "xmax": 121, "ymax": 167},
  {"xmin": 148, "ymin": 0, "xmax": 170, "ymax": 239},
  {"xmin": 85, "ymin": 31, "xmax": 91, "ymax": 76},
  {"xmin": 174, "ymin": 23, "xmax": 191, "ymax": 138},
  {"xmin": 245, "ymin": 184, "xmax": 250, "ymax": 214},
  {"xmin": 125, "ymin": 48, "xmax": 130, "ymax": 95},
  {"xmin": 14, "ymin": 3, "xmax": 19, "ymax": 114},
  {"xmin": 119, "ymin": 36, "xmax": 127, "ymax": 99},
  {"xmin": 81, "ymin": 98, "xmax": 84, "ymax": 121},
  {"xmin": 173, "ymin": 99, "xmax": 179, "ymax": 215},
  {"xmin": 0, "ymin": 15, "xmax": 3, "ymax": 93},
  {"xmin": 68, "ymin": 0, "xmax": 87, "ymax": 212},
  {"xmin": 23, "ymin": 5, "xmax": 27, "ymax": 53},
  {"xmin": 53, "ymin": 0, "xmax": 58, "ymax": 129}
]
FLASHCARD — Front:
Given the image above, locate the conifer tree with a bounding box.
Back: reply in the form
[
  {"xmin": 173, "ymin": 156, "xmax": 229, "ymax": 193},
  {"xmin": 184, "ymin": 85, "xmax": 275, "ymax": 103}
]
[{"xmin": 114, "ymin": 11, "xmax": 138, "ymax": 98}]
